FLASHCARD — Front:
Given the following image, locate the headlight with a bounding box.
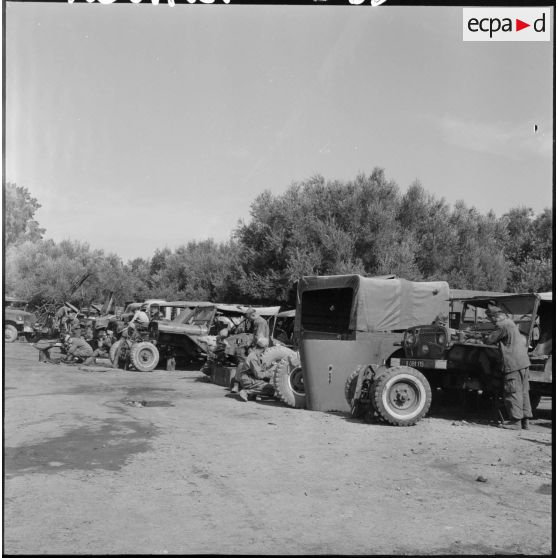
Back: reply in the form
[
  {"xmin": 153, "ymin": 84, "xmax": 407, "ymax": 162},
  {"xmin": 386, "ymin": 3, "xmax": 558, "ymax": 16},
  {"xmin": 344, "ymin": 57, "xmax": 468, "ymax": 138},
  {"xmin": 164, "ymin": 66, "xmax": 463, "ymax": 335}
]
[
  {"xmin": 421, "ymin": 344, "xmax": 430, "ymax": 354},
  {"xmin": 404, "ymin": 332, "xmax": 416, "ymax": 345},
  {"xmin": 437, "ymin": 333, "xmax": 447, "ymax": 345}
]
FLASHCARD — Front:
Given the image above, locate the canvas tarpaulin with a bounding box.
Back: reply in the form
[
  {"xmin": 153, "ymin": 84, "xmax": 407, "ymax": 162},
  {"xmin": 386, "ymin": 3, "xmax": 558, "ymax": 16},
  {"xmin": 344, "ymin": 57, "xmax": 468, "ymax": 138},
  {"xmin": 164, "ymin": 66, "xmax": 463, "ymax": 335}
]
[{"xmin": 297, "ymin": 274, "xmax": 450, "ymax": 332}]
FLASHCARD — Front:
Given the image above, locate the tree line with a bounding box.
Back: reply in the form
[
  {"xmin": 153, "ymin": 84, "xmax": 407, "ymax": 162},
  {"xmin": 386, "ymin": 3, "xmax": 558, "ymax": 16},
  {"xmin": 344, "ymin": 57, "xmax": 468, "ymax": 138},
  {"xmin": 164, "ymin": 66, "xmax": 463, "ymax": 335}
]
[{"xmin": 4, "ymin": 171, "xmax": 552, "ymax": 310}]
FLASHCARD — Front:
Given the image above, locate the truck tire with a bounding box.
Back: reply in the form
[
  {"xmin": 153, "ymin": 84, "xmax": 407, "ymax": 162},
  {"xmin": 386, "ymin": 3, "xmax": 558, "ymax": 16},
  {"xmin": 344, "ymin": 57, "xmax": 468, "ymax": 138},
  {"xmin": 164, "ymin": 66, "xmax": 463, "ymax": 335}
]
[
  {"xmin": 130, "ymin": 341, "xmax": 159, "ymax": 372},
  {"xmin": 5, "ymin": 324, "xmax": 19, "ymax": 343},
  {"xmin": 372, "ymin": 366, "xmax": 432, "ymax": 426},
  {"xmin": 273, "ymin": 353, "xmax": 306, "ymax": 409},
  {"xmin": 261, "ymin": 345, "xmax": 297, "ymax": 370},
  {"xmin": 110, "ymin": 340, "xmax": 124, "ymax": 364},
  {"xmin": 344, "ymin": 368, "xmax": 367, "ymax": 419},
  {"xmin": 344, "ymin": 368, "xmax": 361, "ymax": 406}
]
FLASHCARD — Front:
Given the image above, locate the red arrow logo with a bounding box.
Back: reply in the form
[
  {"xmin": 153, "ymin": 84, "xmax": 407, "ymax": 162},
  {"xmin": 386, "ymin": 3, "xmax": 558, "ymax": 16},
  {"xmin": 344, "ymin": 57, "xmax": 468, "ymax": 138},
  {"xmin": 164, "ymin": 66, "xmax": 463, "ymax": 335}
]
[{"xmin": 516, "ymin": 19, "xmax": 530, "ymax": 31}]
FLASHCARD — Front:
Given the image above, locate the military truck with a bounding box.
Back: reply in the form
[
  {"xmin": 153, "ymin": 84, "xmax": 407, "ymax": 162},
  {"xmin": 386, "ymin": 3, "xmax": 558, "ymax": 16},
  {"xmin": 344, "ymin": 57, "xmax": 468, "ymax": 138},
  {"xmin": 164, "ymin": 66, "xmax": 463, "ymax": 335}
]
[
  {"xmin": 4, "ymin": 297, "xmax": 37, "ymax": 343},
  {"xmin": 347, "ymin": 291, "xmax": 553, "ymax": 426},
  {"xmin": 295, "ymin": 274, "xmax": 451, "ymax": 415}
]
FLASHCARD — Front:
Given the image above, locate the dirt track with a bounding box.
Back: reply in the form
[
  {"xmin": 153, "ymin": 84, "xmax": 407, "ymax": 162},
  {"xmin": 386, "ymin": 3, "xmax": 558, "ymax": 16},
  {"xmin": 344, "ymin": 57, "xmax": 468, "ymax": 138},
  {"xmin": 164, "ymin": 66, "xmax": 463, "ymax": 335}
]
[{"xmin": 3, "ymin": 342, "xmax": 553, "ymax": 555}]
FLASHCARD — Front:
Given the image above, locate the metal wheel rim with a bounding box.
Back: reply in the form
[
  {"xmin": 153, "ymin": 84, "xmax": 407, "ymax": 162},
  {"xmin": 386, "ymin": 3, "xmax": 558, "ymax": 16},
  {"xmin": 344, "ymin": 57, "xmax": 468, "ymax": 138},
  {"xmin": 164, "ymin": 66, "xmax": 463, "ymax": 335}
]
[
  {"xmin": 386, "ymin": 380, "xmax": 422, "ymax": 415},
  {"xmin": 138, "ymin": 348, "xmax": 156, "ymax": 366},
  {"xmin": 289, "ymin": 366, "xmax": 305, "ymax": 396}
]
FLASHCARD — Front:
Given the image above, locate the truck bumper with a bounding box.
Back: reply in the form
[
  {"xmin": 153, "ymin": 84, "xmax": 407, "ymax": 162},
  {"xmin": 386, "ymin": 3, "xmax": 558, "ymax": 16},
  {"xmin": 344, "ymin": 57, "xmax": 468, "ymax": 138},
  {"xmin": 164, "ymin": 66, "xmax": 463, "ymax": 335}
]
[{"xmin": 390, "ymin": 357, "xmax": 448, "ymax": 370}]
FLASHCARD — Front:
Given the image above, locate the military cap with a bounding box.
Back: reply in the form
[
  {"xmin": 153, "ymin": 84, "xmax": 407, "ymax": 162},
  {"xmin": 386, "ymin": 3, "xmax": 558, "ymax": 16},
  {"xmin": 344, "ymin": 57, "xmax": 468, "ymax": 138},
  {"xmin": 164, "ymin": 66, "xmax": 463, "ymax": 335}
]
[{"xmin": 486, "ymin": 302, "xmax": 504, "ymax": 316}]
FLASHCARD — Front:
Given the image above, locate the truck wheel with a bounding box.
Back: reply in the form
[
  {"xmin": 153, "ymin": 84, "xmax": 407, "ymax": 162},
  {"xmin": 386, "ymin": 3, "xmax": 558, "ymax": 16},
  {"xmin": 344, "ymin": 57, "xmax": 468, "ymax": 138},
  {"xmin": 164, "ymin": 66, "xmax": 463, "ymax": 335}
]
[
  {"xmin": 372, "ymin": 366, "xmax": 432, "ymax": 426},
  {"xmin": 344, "ymin": 368, "xmax": 367, "ymax": 419},
  {"xmin": 261, "ymin": 346, "xmax": 297, "ymax": 369},
  {"xmin": 5, "ymin": 324, "xmax": 18, "ymax": 343},
  {"xmin": 344, "ymin": 369, "xmax": 361, "ymax": 406},
  {"xmin": 130, "ymin": 341, "xmax": 159, "ymax": 372},
  {"xmin": 273, "ymin": 353, "xmax": 306, "ymax": 409},
  {"xmin": 109, "ymin": 340, "xmax": 124, "ymax": 364}
]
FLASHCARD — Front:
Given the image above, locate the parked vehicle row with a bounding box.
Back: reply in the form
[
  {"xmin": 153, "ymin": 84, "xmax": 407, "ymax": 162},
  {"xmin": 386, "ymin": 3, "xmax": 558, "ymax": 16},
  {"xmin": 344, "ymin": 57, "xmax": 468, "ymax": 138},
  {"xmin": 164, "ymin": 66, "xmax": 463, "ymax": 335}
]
[
  {"xmin": 294, "ymin": 275, "xmax": 553, "ymax": 426},
  {"xmin": 6, "ymin": 274, "xmax": 553, "ymax": 425}
]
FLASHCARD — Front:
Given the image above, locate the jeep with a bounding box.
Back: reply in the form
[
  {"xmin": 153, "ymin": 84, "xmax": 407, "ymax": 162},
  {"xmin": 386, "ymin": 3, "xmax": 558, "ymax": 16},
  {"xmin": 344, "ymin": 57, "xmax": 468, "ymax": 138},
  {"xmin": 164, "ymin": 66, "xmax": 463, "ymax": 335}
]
[
  {"xmin": 348, "ymin": 292, "xmax": 553, "ymax": 426},
  {"xmin": 150, "ymin": 302, "xmax": 281, "ymax": 370}
]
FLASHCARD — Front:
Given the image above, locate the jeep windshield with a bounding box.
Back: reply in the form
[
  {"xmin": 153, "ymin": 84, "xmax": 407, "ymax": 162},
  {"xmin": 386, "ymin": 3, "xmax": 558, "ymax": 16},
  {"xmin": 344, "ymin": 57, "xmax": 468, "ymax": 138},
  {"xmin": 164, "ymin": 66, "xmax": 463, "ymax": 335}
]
[
  {"xmin": 4, "ymin": 298, "xmax": 29, "ymax": 310},
  {"xmin": 457, "ymin": 294, "xmax": 539, "ymax": 327},
  {"xmin": 188, "ymin": 306, "xmax": 215, "ymax": 326}
]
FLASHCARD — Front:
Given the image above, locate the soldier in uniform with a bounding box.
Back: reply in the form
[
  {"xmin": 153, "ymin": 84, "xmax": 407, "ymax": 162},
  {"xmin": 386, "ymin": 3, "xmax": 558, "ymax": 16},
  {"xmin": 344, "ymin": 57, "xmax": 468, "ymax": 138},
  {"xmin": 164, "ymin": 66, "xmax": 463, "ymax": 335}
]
[
  {"xmin": 84, "ymin": 330, "xmax": 115, "ymax": 366},
  {"xmin": 486, "ymin": 303, "xmax": 532, "ymax": 430},
  {"xmin": 129, "ymin": 304, "xmax": 150, "ymax": 330},
  {"xmin": 62, "ymin": 331, "xmax": 94, "ymax": 364},
  {"xmin": 245, "ymin": 307, "xmax": 270, "ymax": 345},
  {"xmin": 237, "ymin": 338, "xmax": 276, "ymax": 402},
  {"xmin": 230, "ymin": 308, "xmax": 271, "ymax": 394},
  {"xmin": 58, "ymin": 307, "xmax": 80, "ymax": 335}
]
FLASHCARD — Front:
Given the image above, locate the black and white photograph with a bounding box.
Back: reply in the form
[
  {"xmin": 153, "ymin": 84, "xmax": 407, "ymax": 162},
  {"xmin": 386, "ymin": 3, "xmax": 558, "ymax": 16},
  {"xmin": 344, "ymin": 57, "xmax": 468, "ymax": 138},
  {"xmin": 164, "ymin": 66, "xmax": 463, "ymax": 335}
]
[{"xmin": 3, "ymin": 0, "xmax": 554, "ymax": 554}]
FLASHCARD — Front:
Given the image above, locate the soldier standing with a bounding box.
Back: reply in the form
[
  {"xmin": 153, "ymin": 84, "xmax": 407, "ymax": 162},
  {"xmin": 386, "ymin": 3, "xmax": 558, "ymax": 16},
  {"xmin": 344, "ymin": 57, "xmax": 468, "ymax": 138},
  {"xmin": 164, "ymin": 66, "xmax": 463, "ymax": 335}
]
[
  {"xmin": 486, "ymin": 303, "xmax": 532, "ymax": 430},
  {"xmin": 245, "ymin": 307, "xmax": 270, "ymax": 345}
]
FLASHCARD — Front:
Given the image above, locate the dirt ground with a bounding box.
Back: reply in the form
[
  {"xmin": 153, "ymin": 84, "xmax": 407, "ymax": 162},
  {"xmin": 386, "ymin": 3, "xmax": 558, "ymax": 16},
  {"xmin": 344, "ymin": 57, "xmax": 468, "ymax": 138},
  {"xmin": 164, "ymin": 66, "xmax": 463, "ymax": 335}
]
[{"xmin": 3, "ymin": 342, "xmax": 553, "ymax": 555}]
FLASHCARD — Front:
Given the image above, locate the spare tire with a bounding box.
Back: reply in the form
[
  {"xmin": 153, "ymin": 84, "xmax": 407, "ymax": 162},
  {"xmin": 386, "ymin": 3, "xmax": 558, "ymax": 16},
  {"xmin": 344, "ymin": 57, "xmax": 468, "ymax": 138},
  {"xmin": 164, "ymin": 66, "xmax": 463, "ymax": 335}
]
[
  {"xmin": 261, "ymin": 345, "xmax": 297, "ymax": 369},
  {"xmin": 344, "ymin": 367, "xmax": 368, "ymax": 419},
  {"xmin": 130, "ymin": 341, "xmax": 159, "ymax": 372},
  {"xmin": 272, "ymin": 353, "xmax": 306, "ymax": 409},
  {"xmin": 372, "ymin": 366, "xmax": 431, "ymax": 426},
  {"xmin": 344, "ymin": 368, "xmax": 361, "ymax": 407}
]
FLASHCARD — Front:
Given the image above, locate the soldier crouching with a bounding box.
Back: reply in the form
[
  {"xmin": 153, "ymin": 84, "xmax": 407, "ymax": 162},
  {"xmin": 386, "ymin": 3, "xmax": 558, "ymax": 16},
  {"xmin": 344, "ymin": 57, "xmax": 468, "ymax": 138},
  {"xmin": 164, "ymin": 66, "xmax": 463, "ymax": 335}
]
[
  {"xmin": 237, "ymin": 337, "xmax": 276, "ymax": 402},
  {"xmin": 61, "ymin": 329, "xmax": 94, "ymax": 364},
  {"xmin": 84, "ymin": 329, "xmax": 115, "ymax": 366}
]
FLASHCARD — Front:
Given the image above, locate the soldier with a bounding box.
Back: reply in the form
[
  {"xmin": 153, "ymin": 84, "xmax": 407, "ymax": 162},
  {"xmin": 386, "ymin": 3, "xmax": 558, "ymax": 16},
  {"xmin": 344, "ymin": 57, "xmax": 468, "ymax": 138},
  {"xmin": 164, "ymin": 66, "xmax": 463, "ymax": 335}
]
[
  {"xmin": 486, "ymin": 303, "xmax": 532, "ymax": 430},
  {"xmin": 237, "ymin": 338, "xmax": 276, "ymax": 402},
  {"xmin": 129, "ymin": 304, "xmax": 150, "ymax": 330},
  {"xmin": 230, "ymin": 308, "xmax": 270, "ymax": 394},
  {"xmin": 84, "ymin": 330, "xmax": 115, "ymax": 366},
  {"xmin": 245, "ymin": 307, "xmax": 270, "ymax": 345},
  {"xmin": 57, "ymin": 306, "xmax": 80, "ymax": 335},
  {"xmin": 62, "ymin": 331, "xmax": 94, "ymax": 364}
]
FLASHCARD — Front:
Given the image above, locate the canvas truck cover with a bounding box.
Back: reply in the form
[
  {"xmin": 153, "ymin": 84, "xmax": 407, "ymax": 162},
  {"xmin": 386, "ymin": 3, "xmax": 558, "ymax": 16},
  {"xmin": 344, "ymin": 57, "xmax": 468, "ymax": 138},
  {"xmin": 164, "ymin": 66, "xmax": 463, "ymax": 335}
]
[
  {"xmin": 452, "ymin": 292, "xmax": 552, "ymax": 314},
  {"xmin": 296, "ymin": 275, "xmax": 450, "ymax": 333}
]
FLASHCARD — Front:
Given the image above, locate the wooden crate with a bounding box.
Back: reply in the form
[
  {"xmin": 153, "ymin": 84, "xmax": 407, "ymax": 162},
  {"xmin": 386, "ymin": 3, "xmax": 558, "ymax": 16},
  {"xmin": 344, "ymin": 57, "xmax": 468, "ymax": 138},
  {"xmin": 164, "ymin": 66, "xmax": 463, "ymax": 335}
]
[{"xmin": 210, "ymin": 365, "xmax": 237, "ymax": 388}]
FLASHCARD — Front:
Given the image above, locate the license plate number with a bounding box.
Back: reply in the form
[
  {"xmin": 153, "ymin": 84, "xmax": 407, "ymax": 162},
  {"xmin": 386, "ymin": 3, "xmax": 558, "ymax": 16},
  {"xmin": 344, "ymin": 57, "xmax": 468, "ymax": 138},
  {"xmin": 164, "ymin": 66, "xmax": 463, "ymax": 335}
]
[{"xmin": 404, "ymin": 360, "xmax": 425, "ymax": 368}]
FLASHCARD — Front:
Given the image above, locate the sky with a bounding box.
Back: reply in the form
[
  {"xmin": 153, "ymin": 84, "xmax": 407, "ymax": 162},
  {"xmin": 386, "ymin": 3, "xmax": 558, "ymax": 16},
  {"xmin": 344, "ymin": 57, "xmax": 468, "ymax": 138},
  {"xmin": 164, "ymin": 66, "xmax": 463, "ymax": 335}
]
[{"xmin": 5, "ymin": 2, "xmax": 554, "ymax": 262}]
